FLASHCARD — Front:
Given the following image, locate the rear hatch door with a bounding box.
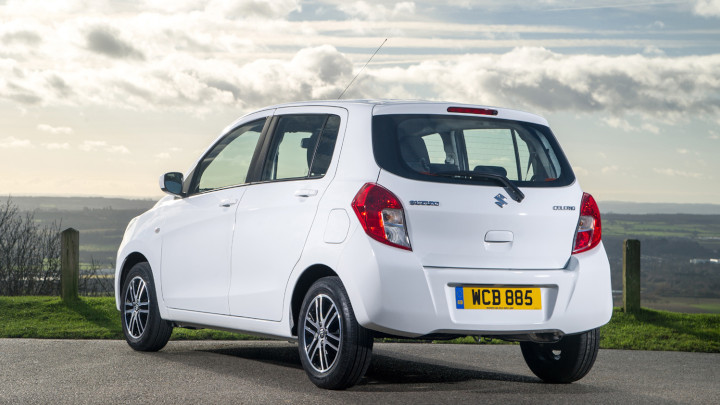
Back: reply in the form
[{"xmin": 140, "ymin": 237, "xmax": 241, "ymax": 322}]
[{"xmin": 372, "ymin": 108, "xmax": 581, "ymax": 270}]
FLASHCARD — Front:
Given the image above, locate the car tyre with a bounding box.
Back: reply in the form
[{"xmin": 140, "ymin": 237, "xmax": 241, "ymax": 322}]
[
  {"xmin": 121, "ymin": 262, "xmax": 173, "ymax": 352},
  {"xmin": 520, "ymin": 328, "xmax": 599, "ymax": 383},
  {"xmin": 297, "ymin": 276, "xmax": 373, "ymax": 390}
]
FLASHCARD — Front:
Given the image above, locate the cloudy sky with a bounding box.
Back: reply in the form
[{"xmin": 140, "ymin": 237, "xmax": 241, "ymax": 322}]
[{"xmin": 1, "ymin": 0, "xmax": 719, "ymax": 203}]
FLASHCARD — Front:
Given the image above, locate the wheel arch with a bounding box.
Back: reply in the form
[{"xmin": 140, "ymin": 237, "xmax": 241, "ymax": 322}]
[
  {"xmin": 119, "ymin": 252, "xmax": 150, "ymax": 293},
  {"xmin": 290, "ymin": 264, "xmax": 338, "ymax": 336}
]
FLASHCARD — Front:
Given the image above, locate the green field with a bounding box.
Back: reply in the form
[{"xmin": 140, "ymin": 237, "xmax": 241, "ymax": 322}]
[
  {"xmin": 1, "ymin": 297, "xmax": 718, "ymax": 353},
  {"xmin": 0, "ymin": 296, "xmax": 260, "ymax": 341},
  {"xmin": 640, "ymin": 297, "xmax": 720, "ymax": 314},
  {"xmin": 603, "ymin": 214, "xmax": 720, "ymax": 239}
]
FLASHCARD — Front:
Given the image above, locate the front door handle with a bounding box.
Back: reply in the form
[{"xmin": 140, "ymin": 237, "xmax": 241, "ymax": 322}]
[
  {"xmin": 294, "ymin": 189, "xmax": 318, "ymax": 198},
  {"xmin": 219, "ymin": 199, "xmax": 238, "ymax": 207}
]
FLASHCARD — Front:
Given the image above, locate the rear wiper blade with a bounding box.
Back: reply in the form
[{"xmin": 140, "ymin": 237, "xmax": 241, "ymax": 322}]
[{"xmin": 433, "ymin": 171, "xmax": 525, "ymax": 203}]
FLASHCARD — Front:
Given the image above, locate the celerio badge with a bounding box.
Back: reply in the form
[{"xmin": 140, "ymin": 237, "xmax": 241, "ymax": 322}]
[{"xmin": 494, "ymin": 194, "xmax": 508, "ymax": 208}]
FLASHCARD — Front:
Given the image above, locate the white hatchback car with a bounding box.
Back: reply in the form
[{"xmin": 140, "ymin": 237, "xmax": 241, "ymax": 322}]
[{"xmin": 115, "ymin": 100, "xmax": 612, "ymax": 389}]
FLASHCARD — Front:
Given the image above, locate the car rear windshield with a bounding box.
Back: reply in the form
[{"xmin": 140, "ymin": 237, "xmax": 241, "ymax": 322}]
[{"xmin": 372, "ymin": 114, "xmax": 575, "ymax": 188}]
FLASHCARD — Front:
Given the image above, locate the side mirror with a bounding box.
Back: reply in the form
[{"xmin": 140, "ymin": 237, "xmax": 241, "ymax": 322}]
[{"xmin": 160, "ymin": 172, "xmax": 184, "ymax": 197}]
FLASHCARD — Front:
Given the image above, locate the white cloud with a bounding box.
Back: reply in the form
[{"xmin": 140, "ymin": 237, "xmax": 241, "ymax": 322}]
[
  {"xmin": 108, "ymin": 145, "xmax": 131, "ymax": 154},
  {"xmin": 603, "ymin": 117, "xmax": 634, "ymax": 132},
  {"xmin": 0, "ymin": 2, "xmax": 718, "ymax": 123},
  {"xmin": 641, "ymin": 123, "xmax": 660, "ymax": 135},
  {"xmin": 693, "ymin": 0, "xmax": 720, "ymax": 17},
  {"xmin": 573, "ymin": 166, "xmax": 589, "ymax": 176},
  {"xmin": 677, "ymin": 148, "xmax": 689, "ymax": 154},
  {"xmin": 338, "ymin": 1, "xmax": 416, "ymax": 21},
  {"xmin": 37, "ymin": 124, "xmax": 74, "ymax": 135},
  {"xmin": 155, "ymin": 152, "xmax": 171, "ymax": 159},
  {"xmin": 205, "ymin": 0, "xmax": 302, "ymax": 19},
  {"xmin": 653, "ymin": 168, "xmax": 704, "ymax": 178},
  {"xmin": 3, "ymin": 42, "xmax": 717, "ymax": 120},
  {"xmin": 346, "ymin": 48, "xmax": 720, "ymax": 121},
  {"xmin": 4, "ymin": 0, "xmax": 302, "ymax": 18},
  {"xmin": 79, "ymin": 140, "xmax": 130, "ymax": 154},
  {"xmin": 599, "ymin": 117, "xmax": 660, "ymax": 135},
  {"xmin": 0, "ymin": 137, "xmax": 33, "ymax": 148},
  {"xmin": 642, "ymin": 45, "xmax": 665, "ymax": 56},
  {"xmin": 43, "ymin": 142, "xmax": 70, "ymax": 150},
  {"xmin": 601, "ymin": 165, "xmax": 619, "ymax": 174},
  {"xmin": 3, "ymin": 0, "xmax": 92, "ymax": 14}
]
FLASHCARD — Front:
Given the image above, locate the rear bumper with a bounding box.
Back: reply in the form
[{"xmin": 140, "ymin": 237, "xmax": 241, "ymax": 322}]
[{"xmin": 339, "ymin": 231, "xmax": 612, "ymax": 338}]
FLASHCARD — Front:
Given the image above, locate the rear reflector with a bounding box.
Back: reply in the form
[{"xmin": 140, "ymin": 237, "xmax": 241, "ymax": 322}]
[{"xmin": 447, "ymin": 107, "xmax": 498, "ymax": 116}]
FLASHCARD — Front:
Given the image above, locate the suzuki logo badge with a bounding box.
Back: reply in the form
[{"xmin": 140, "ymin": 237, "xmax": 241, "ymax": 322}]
[{"xmin": 494, "ymin": 194, "xmax": 508, "ymax": 208}]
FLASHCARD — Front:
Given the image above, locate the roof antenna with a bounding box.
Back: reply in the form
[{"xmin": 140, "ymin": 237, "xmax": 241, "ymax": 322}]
[{"xmin": 337, "ymin": 38, "xmax": 387, "ymax": 100}]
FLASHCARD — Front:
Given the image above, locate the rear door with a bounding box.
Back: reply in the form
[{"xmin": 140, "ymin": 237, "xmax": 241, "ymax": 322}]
[
  {"xmin": 373, "ymin": 112, "xmax": 581, "ymax": 270},
  {"xmin": 228, "ymin": 106, "xmax": 345, "ymax": 320}
]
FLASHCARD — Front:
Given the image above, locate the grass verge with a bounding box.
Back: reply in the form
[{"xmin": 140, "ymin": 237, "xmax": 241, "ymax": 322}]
[
  {"xmin": 599, "ymin": 307, "xmax": 720, "ymax": 352},
  {"xmin": 1, "ymin": 297, "xmax": 718, "ymax": 352},
  {"xmin": 0, "ymin": 296, "xmax": 260, "ymax": 341}
]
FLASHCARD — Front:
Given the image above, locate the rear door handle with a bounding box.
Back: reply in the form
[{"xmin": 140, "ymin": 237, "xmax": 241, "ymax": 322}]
[
  {"xmin": 294, "ymin": 189, "xmax": 318, "ymax": 198},
  {"xmin": 219, "ymin": 199, "xmax": 238, "ymax": 207}
]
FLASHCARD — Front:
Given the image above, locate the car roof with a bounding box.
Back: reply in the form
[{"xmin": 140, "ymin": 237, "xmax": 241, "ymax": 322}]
[{"xmin": 253, "ymin": 99, "xmax": 549, "ymax": 126}]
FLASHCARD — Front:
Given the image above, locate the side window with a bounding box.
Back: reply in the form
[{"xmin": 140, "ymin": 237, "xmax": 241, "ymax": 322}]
[
  {"xmin": 309, "ymin": 115, "xmax": 340, "ymax": 177},
  {"xmin": 193, "ymin": 119, "xmax": 265, "ymax": 193},
  {"xmin": 422, "ymin": 133, "xmax": 445, "ymax": 164},
  {"xmin": 261, "ymin": 114, "xmax": 340, "ymax": 181},
  {"xmin": 516, "ymin": 139, "xmax": 533, "ymax": 181}
]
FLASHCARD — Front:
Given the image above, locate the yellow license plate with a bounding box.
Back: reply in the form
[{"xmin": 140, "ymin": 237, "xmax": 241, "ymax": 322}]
[{"xmin": 455, "ymin": 286, "xmax": 541, "ymax": 310}]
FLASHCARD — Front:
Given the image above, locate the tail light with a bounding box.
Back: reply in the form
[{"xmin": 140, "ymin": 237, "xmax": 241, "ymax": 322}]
[
  {"xmin": 572, "ymin": 192, "xmax": 602, "ymax": 254},
  {"xmin": 351, "ymin": 183, "xmax": 411, "ymax": 250}
]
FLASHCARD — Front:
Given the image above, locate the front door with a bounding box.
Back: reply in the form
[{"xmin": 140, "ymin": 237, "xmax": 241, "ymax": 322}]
[{"xmin": 160, "ymin": 114, "xmax": 269, "ymax": 314}]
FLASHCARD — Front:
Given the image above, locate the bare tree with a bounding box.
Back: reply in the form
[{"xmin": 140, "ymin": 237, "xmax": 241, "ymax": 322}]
[
  {"xmin": 79, "ymin": 258, "xmax": 115, "ymax": 296},
  {"xmin": 0, "ymin": 198, "xmax": 61, "ymax": 295}
]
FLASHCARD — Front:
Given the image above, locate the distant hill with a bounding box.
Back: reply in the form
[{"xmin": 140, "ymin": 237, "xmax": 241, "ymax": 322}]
[
  {"xmin": 4, "ymin": 196, "xmax": 720, "ymax": 215},
  {"xmin": 1, "ymin": 196, "xmax": 157, "ymax": 264},
  {"xmin": 600, "ymin": 201, "xmax": 720, "ymax": 215},
  {"xmin": 1, "ymin": 196, "xmax": 157, "ymax": 212}
]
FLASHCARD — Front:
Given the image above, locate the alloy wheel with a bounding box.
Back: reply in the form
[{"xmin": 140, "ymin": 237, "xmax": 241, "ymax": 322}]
[
  {"xmin": 302, "ymin": 294, "xmax": 342, "ymax": 373},
  {"xmin": 124, "ymin": 276, "xmax": 150, "ymax": 339}
]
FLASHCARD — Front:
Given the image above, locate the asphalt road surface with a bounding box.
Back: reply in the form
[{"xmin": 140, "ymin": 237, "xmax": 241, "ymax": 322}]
[{"xmin": 1, "ymin": 339, "xmax": 718, "ymax": 404}]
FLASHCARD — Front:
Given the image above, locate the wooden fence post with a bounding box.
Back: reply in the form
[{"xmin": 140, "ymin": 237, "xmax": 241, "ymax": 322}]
[
  {"xmin": 61, "ymin": 228, "xmax": 80, "ymax": 302},
  {"xmin": 623, "ymin": 239, "xmax": 641, "ymax": 314}
]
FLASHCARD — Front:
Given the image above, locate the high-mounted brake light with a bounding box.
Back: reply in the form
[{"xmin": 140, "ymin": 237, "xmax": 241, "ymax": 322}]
[
  {"xmin": 351, "ymin": 183, "xmax": 411, "ymax": 251},
  {"xmin": 447, "ymin": 107, "xmax": 498, "ymax": 116},
  {"xmin": 572, "ymin": 192, "xmax": 602, "ymax": 254}
]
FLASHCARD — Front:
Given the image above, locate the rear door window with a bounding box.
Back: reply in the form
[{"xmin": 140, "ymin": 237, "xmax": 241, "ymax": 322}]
[
  {"xmin": 373, "ymin": 115, "xmax": 573, "ymax": 187},
  {"xmin": 260, "ymin": 114, "xmax": 341, "ymax": 182}
]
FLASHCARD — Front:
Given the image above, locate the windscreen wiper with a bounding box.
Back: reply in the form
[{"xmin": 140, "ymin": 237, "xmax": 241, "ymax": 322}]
[{"xmin": 433, "ymin": 171, "xmax": 525, "ymax": 203}]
